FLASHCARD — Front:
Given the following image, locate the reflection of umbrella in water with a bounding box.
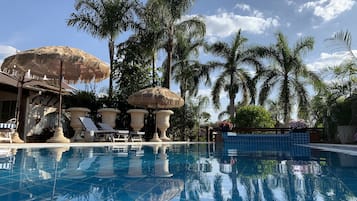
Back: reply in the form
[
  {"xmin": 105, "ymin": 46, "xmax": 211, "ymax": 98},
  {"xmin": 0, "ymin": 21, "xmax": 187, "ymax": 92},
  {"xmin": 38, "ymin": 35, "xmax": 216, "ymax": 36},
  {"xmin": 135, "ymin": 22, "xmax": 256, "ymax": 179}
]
[
  {"xmin": 127, "ymin": 87, "xmax": 184, "ymax": 142},
  {"xmin": 49, "ymin": 146, "xmax": 70, "ymax": 200},
  {"xmin": 1, "ymin": 46, "xmax": 110, "ymax": 143}
]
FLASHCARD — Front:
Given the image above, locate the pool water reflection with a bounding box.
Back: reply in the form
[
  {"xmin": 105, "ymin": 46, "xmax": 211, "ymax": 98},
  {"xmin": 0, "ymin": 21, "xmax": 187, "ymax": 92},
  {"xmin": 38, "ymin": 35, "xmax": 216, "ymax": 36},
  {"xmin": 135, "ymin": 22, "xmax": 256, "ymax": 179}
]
[{"xmin": 0, "ymin": 143, "xmax": 357, "ymax": 200}]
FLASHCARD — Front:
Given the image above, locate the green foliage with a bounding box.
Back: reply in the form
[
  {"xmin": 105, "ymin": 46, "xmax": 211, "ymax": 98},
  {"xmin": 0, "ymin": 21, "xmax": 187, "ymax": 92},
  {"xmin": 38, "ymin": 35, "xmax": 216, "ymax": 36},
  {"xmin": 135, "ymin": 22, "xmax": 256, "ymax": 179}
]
[
  {"xmin": 331, "ymin": 97, "xmax": 352, "ymax": 125},
  {"xmin": 67, "ymin": 0, "xmax": 138, "ymax": 98},
  {"xmin": 310, "ymin": 94, "xmax": 327, "ymax": 127},
  {"xmin": 233, "ymin": 105, "xmax": 274, "ymax": 128},
  {"xmin": 201, "ymin": 112, "xmax": 211, "ymax": 124},
  {"xmin": 115, "ymin": 61, "xmax": 152, "ymax": 100},
  {"xmin": 168, "ymin": 105, "xmax": 196, "ymax": 141},
  {"xmin": 257, "ymin": 32, "xmax": 321, "ymax": 124},
  {"xmin": 209, "ymin": 30, "xmax": 261, "ymax": 117},
  {"xmin": 236, "ymin": 159, "xmax": 278, "ymax": 177},
  {"xmin": 63, "ymin": 91, "xmax": 101, "ymax": 113}
]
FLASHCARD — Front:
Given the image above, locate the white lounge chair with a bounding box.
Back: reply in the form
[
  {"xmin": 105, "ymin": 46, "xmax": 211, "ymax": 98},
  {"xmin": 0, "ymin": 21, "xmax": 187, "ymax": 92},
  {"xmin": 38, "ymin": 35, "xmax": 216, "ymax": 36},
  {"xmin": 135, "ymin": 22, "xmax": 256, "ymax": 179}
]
[
  {"xmin": 0, "ymin": 123, "xmax": 15, "ymax": 143},
  {"xmin": 129, "ymin": 131, "xmax": 145, "ymax": 142},
  {"xmin": 79, "ymin": 117, "xmax": 118, "ymax": 142},
  {"xmin": 97, "ymin": 123, "xmax": 129, "ymax": 142},
  {"xmin": 0, "ymin": 148, "xmax": 15, "ymax": 170}
]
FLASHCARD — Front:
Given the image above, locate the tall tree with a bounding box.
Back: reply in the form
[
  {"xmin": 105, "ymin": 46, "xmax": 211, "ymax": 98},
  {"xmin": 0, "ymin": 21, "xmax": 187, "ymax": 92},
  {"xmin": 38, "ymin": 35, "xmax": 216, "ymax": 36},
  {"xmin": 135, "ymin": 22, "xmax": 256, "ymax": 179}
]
[
  {"xmin": 326, "ymin": 30, "xmax": 357, "ymax": 97},
  {"xmin": 172, "ymin": 31, "xmax": 211, "ymax": 101},
  {"xmin": 209, "ymin": 30, "xmax": 262, "ymax": 118},
  {"xmin": 186, "ymin": 95, "xmax": 209, "ymax": 141},
  {"xmin": 67, "ymin": 0, "xmax": 138, "ymax": 99},
  {"xmin": 148, "ymin": 0, "xmax": 205, "ymax": 89},
  {"xmin": 257, "ymin": 32, "xmax": 322, "ymax": 123},
  {"xmin": 327, "ymin": 30, "xmax": 357, "ymax": 60}
]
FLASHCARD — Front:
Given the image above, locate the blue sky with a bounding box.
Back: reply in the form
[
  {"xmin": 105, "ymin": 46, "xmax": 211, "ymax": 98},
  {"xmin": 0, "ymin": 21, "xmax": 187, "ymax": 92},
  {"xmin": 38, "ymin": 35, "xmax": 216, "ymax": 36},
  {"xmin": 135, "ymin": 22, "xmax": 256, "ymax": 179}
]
[{"xmin": 1, "ymin": 0, "xmax": 356, "ymax": 122}]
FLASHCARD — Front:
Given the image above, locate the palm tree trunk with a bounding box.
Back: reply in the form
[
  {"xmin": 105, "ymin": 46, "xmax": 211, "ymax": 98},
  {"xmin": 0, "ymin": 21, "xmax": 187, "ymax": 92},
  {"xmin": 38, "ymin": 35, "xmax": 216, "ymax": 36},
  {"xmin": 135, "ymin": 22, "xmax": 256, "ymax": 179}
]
[
  {"xmin": 108, "ymin": 40, "xmax": 115, "ymax": 99},
  {"xmin": 283, "ymin": 74, "xmax": 289, "ymax": 124},
  {"xmin": 165, "ymin": 25, "xmax": 174, "ymax": 89},
  {"xmin": 229, "ymin": 97, "xmax": 235, "ymax": 118},
  {"xmin": 152, "ymin": 52, "xmax": 156, "ymax": 86},
  {"xmin": 229, "ymin": 74, "xmax": 235, "ymax": 117}
]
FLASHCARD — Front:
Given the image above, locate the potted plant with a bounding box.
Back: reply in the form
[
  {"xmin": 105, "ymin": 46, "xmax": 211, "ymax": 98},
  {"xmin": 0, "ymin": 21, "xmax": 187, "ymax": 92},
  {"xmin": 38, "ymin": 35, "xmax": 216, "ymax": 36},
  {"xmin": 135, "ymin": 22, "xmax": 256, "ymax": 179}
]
[
  {"xmin": 289, "ymin": 119, "xmax": 308, "ymax": 133},
  {"xmin": 219, "ymin": 120, "xmax": 233, "ymax": 133}
]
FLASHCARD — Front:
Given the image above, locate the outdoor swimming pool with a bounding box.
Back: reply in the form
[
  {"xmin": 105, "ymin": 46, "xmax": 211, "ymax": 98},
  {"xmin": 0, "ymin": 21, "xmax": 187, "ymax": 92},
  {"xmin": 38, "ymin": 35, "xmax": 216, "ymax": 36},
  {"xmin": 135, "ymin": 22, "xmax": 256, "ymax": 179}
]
[{"xmin": 0, "ymin": 143, "xmax": 357, "ymax": 201}]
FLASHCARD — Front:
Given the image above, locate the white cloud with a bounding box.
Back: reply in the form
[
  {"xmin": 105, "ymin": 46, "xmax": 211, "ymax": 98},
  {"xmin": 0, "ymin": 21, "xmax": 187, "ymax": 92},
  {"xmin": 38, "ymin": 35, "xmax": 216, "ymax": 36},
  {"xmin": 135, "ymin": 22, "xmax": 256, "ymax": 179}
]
[
  {"xmin": 185, "ymin": 5, "xmax": 279, "ymax": 40},
  {"xmin": 234, "ymin": 3, "xmax": 264, "ymax": 18},
  {"xmin": 0, "ymin": 45, "xmax": 17, "ymax": 63},
  {"xmin": 298, "ymin": 0, "xmax": 355, "ymax": 21},
  {"xmin": 306, "ymin": 50, "xmax": 355, "ymax": 72},
  {"xmin": 234, "ymin": 3, "xmax": 251, "ymax": 11},
  {"xmin": 196, "ymin": 12, "xmax": 279, "ymax": 38},
  {"xmin": 286, "ymin": 0, "xmax": 295, "ymax": 6},
  {"xmin": 296, "ymin": 32, "xmax": 303, "ymax": 37}
]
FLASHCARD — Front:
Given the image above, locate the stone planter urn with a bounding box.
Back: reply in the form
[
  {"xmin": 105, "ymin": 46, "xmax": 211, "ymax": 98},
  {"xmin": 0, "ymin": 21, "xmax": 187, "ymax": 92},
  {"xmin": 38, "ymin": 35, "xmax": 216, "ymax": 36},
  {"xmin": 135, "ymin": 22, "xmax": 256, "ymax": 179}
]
[
  {"xmin": 153, "ymin": 145, "xmax": 172, "ymax": 177},
  {"xmin": 95, "ymin": 155, "xmax": 116, "ymax": 178},
  {"xmin": 127, "ymin": 109, "xmax": 148, "ymax": 131},
  {"xmin": 337, "ymin": 125, "xmax": 357, "ymax": 144},
  {"xmin": 126, "ymin": 153, "xmax": 146, "ymax": 178},
  {"xmin": 62, "ymin": 148, "xmax": 85, "ymax": 179},
  {"xmin": 67, "ymin": 107, "xmax": 90, "ymax": 142},
  {"xmin": 156, "ymin": 110, "xmax": 174, "ymax": 141},
  {"xmin": 98, "ymin": 108, "xmax": 120, "ymax": 128}
]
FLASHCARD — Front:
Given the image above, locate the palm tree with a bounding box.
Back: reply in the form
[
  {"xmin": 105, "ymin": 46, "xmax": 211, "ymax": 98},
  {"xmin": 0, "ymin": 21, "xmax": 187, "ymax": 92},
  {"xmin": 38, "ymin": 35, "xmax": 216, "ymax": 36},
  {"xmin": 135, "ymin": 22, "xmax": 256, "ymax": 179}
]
[
  {"xmin": 186, "ymin": 95, "xmax": 209, "ymax": 141},
  {"xmin": 257, "ymin": 32, "xmax": 322, "ymax": 123},
  {"xmin": 172, "ymin": 31, "xmax": 211, "ymax": 101},
  {"xmin": 67, "ymin": 0, "xmax": 138, "ymax": 99},
  {"xmin": 327, "ymin": 30, "xmax": 357, "ymax": 60},
  {"xmin": 266, "ymin": 99, "xmax": 283, "ymax": 126},
  {"xmin": 148, "ymin": 0, "xmax": 205, "ymax": 89},
  {"xmin": 130, "ymin": 1, "xmax": 167, "ymax": 86},
  {"xmin": 326, "ymin": 30, "xmax": 357, "ymax": 97},
  {"xmin": 209, "ymin": 30, "xmax": 263, "ymax": 118}
]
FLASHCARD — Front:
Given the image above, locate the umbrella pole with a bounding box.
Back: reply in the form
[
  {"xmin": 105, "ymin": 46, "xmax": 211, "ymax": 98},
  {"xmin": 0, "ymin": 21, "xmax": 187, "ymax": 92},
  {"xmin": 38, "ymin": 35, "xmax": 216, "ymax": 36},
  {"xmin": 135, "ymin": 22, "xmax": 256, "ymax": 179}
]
[
  {"xmin": 151, "ymin": 109, "xmax": 162, "ymax": 142},
  {"xmin": 58, "ymin": 62, "xmax": 62, "ymax": 128},
  {"xmin": 47, "ymin": 60, "xmax": 70, "ymax": 143},
  {"xmin": 11, "ymin": 75, "xmax": 25, "ymax": 143}
]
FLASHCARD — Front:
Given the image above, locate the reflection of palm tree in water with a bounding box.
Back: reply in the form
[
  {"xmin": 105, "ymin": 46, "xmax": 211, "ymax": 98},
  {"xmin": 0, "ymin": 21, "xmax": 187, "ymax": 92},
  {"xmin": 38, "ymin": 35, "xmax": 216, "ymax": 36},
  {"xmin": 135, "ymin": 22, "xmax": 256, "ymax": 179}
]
[
  {"xmin": 179, "ymin": 144, "xmax": 211, "ymax": 200},
  {"xmin": 213, "ymin": 175, "xmax": 224, "ymax": 201},
  {"xmin": 228, "ymin": 157, "xmax": 242, "ymax": 201}
]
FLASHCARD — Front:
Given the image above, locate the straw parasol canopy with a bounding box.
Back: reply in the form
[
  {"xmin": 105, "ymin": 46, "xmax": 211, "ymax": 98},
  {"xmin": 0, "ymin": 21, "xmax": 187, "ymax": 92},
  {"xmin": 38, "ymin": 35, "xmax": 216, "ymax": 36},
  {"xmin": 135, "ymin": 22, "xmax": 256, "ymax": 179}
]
[
  {"xmin": 1, "ymin": 46, "xmax": 110, "ymax": 143},
  {"xmin": 127, "ymin": 87, "xmax": 184, "ymax": 109},
  {"xmin": 127, "ymin": 87, "xmax": 184, "ymax": 142},
  {"xmin": 1, "ymin": 46, "xmax": 109, "ymax": 83}
]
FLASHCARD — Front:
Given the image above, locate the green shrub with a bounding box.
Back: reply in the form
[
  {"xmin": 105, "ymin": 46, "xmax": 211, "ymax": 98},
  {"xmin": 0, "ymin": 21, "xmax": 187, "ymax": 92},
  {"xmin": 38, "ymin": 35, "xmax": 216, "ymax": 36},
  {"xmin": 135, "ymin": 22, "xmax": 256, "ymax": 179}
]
[
  {"xmin": 233, "ymin": 105, "xmax": 274, "ymax": 128},
  {"xmin": 63, "ymin": 91, "xmax": 100, "ymax": 112},
  {"xmin": 331, "ymin": 97, "xmax": 352, "ymax": 125}
]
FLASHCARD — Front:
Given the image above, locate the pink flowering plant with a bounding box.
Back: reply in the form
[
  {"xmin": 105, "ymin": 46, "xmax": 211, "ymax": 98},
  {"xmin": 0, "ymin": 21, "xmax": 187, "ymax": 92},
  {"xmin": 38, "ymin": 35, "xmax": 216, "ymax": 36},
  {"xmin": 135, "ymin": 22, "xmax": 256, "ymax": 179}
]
[
  {"xmin": 218, "ymin": 120, "xmax": 233, "ymax": 131},
  {"xmin": 289, "ymin": 119, "xmax": 308, "ymax": 130}
]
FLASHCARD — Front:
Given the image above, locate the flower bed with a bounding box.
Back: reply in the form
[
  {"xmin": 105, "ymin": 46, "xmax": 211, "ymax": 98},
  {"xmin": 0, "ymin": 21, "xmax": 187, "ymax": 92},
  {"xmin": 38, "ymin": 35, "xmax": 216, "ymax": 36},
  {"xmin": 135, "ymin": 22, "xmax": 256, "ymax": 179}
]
[
  {"xmin": 218, "ymin": 120, "xmax": 233, "ymax": 132},
  {"xmin": 289, "ymin": 119, "xmax": 308, "ymax": 132}
]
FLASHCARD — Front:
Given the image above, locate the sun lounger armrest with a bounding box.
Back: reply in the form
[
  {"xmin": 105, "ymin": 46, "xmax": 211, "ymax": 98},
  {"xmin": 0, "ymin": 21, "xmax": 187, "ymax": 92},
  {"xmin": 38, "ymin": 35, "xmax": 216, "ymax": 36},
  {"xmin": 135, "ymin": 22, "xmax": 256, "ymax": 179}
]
[{"xmin": 130, "ymin": 131, "xmax": 145, "ymax": 135}]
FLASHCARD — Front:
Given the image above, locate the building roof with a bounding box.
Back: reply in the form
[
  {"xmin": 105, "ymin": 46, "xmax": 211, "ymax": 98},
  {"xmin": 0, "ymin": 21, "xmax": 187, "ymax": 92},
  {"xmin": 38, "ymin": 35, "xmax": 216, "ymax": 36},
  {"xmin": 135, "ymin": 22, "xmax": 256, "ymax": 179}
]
[{"xmin": 0, "ymin": 71, "xmax": 73, "ymax": 95}]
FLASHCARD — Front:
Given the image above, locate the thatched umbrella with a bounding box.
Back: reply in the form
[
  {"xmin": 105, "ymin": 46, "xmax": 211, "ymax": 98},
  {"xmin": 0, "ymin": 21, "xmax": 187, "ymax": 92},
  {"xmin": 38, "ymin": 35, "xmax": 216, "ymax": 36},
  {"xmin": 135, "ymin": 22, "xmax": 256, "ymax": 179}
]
[
  {"xmin": 128, "ymin": 87, "xmax": 184, "ymax": 141},
  {"xmin": 1, "ymin": 46, "xmax": 110, "ymax": 143}
]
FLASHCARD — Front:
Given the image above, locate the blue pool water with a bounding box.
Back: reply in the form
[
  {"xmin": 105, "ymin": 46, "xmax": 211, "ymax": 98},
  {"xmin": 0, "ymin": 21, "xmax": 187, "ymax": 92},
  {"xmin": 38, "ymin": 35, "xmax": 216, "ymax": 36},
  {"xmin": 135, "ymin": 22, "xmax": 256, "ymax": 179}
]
[{"xmin": 0, "ymin": 143, "xmax": 357, "ymax": 201}]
